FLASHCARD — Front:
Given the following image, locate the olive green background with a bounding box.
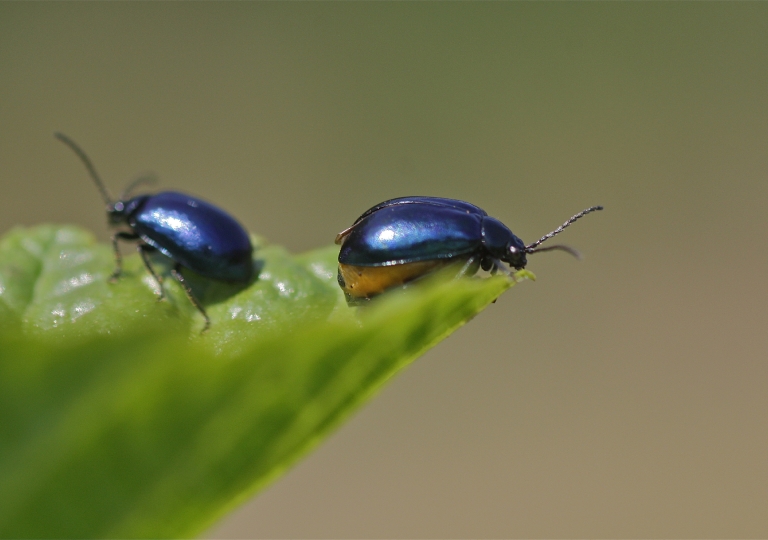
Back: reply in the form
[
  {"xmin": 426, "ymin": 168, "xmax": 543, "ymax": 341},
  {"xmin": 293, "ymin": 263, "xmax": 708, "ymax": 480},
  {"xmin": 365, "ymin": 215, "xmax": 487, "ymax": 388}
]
[{"xmin": 2, "ymin": 3, "xmax": 767, "ymax": 537}]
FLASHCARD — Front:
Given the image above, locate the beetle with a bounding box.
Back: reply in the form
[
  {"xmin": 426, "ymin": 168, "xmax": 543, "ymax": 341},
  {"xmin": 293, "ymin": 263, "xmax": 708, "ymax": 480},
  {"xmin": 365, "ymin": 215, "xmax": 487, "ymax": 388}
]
[
  {"xmin": 335, "ymin": 196, "xmax": 602, "ymax": 302},
  {"xmin": 55, "ymin": 132, "xmax": 253, "ymax": 331}
]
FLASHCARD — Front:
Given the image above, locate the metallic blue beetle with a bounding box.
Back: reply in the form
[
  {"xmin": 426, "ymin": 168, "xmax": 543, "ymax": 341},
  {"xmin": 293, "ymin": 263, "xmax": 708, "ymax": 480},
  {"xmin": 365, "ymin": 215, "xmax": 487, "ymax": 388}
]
[
  {"xmin": 335, "ymin": 196, "xmax": 602, "ymax": 302},
  {"xmin": 55, "ymin": 133, "xmax": 253, "ymax": 330}
]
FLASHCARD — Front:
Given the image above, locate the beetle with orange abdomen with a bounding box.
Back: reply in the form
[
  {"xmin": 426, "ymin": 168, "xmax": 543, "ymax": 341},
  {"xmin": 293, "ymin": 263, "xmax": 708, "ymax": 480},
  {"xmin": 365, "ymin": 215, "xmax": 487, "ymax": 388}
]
[{"xmin": 335, "ymin": 196, "xmax": 602, "ymax": 303}]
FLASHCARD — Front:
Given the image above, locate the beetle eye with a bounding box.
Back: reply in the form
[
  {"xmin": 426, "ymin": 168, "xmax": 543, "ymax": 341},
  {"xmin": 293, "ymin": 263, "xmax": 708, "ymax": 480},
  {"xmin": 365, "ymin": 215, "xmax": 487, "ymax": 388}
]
[{"xmin": 114, "ymin": 201, "xmax": 125, "ymax": 212}]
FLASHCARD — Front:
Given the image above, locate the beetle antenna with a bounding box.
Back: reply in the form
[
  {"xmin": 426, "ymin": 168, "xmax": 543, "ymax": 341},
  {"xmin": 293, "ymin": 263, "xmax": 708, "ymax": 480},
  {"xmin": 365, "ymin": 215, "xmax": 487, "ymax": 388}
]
[
  {"xmin": 121, "ymin": 172, "xmax": 158, "ymax": 200},
  {"xmin": 525, "ymin": 205, "xmax": 603, "ymax": 252},
  {"xmin": 54, "ymin": 132, "xmax": 114, "ymax": 205},
  {"xmin": 526, "ymin": 244, "xmax": 582, "ymax": 259}
]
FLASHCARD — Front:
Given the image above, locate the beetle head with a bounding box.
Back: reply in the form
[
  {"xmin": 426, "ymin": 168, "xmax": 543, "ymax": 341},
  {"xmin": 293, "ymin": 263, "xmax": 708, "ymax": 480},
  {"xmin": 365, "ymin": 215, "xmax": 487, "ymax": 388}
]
[
  {"xmin": 506, "ymin": 242, "xmax": 528, "ymax": 270},
  {"xmin": 106, "ymin": 201, "xmax": 128, "ymax": 226},
  {"xmin": 106, "ymin": 196, "xmax": 149, "ymax": 228}
]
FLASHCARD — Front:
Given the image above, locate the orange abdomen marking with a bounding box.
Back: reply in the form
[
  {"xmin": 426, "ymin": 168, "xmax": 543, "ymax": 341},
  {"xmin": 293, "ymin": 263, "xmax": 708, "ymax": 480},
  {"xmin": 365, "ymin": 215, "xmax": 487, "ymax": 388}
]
[{"xmin": 338, "ymin": 260, "xmax": 450, "ymax": 298}]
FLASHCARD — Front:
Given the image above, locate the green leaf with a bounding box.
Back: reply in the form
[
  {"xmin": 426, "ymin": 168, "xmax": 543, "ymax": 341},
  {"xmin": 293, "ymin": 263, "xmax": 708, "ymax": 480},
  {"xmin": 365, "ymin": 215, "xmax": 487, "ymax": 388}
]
[{"xmin": 0, "ymin": 225, "xmax": 528, "ymax": 538}]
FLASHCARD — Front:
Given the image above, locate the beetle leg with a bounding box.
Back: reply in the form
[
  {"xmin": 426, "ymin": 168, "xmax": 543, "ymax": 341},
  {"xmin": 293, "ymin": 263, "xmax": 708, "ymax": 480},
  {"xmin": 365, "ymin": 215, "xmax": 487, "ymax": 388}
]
[
  {"xmin": 171, "ymin": 264, "xmax": 211, "ymax": 333},
  {"xmin": 491, "ymin": 259, "xmax": 517, "ymax": 280},
  {"xmin": 455, "ymin": 256, "xmax": 477, "ymax": 278},
  {"xmin": 137, "ymin": 244, "xmax": 165, "ymax": 300},
  {"xmin": 110, "ymin": 231, "xmax": 140, "ymax": 282}
]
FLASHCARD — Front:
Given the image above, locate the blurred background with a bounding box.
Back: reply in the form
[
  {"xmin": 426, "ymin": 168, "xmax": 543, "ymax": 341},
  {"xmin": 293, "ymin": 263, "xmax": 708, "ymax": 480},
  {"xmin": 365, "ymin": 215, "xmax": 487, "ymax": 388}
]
[{"xmin": 2, "ymin": 3, "xmax": 767, "ymax": 537}]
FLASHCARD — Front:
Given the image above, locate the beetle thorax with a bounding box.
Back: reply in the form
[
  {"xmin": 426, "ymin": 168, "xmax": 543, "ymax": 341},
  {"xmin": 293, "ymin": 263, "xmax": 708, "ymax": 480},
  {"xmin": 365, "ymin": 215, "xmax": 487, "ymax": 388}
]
[{"xmin": 481, "ymin": 216, "xmax": 527, "ymax": 269}]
